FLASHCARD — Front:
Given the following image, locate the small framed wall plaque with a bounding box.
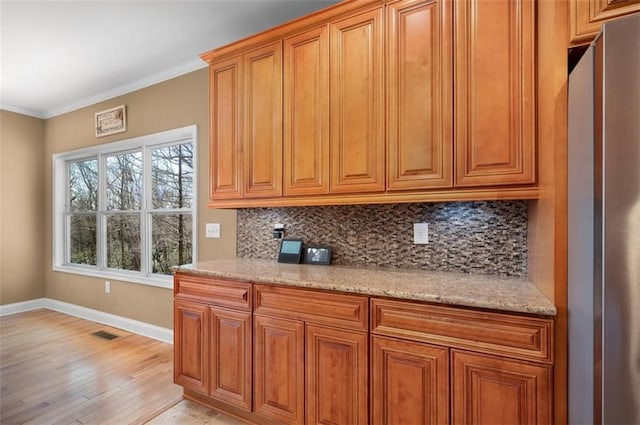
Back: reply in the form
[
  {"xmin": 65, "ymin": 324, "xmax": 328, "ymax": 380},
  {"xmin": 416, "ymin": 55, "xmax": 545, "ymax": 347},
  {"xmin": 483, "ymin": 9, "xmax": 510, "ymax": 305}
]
[
  {"xmin": 304, "ymin": 245, "xmax": 332, "ymax": 265},
  {"xmin": 95, "ymin": 105, "xmax": 127, "ymax": 137}
]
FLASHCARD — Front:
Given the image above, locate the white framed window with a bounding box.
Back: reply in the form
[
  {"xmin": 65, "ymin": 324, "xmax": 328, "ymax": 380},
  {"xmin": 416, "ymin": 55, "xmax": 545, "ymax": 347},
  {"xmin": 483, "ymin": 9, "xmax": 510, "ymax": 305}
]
[{"xmin": 52, "ymin": 125, "xmax": 197, "ymax": 289}]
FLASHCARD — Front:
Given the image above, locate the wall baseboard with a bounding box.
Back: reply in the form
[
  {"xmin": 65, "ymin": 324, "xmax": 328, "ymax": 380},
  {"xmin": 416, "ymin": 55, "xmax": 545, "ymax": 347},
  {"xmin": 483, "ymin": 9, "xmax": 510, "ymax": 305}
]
[
  {"xmin": 0, "ymin": 298, "xmax": 47, "ymax": 316},
  {"xmin": 0, "ymin": 298, "xmax": 173, "ymax": 344}
]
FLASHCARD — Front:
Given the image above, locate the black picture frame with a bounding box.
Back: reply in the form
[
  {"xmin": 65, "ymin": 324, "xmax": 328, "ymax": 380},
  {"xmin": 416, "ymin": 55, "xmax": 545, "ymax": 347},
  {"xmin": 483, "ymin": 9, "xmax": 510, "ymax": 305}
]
[{"xmin": 303, "ymin": 246, "xmax": 332, "ymax": 265}]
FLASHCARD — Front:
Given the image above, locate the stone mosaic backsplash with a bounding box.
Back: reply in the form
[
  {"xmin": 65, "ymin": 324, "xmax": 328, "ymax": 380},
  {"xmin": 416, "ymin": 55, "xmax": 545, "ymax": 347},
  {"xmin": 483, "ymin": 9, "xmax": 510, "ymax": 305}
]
[{"xmin": 236, "ymin": 201, "xmax": 528, "ymax": 277}]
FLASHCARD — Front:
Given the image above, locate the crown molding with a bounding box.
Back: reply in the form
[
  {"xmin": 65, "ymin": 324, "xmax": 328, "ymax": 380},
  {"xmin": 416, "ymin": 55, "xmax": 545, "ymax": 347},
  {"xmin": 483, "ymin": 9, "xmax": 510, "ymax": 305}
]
[
  {"xmin": 0, "ymin": 104, "xmax": 46, "ymax": 119},
  {"xmin": 2, "ymin": 58, "xmax": 207, "ymax": 120},
  {"xmin": 43, "ymin": 58, "xmax": 207, "ymax": 119}
]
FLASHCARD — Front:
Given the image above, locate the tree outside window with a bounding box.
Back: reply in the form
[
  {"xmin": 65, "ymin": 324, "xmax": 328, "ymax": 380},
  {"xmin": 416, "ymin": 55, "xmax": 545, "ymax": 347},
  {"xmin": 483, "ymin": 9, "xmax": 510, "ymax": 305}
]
[{"xmin": 61, "ymin": 129, "xmax": 195, "ymax": 282}]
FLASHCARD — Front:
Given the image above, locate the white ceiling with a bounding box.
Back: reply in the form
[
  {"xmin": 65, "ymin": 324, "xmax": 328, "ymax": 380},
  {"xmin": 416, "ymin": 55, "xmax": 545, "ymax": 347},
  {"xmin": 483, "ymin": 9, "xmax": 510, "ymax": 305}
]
[{"xmin": 0, "ymin": 0, "xmax": 339, "ymax": 119}]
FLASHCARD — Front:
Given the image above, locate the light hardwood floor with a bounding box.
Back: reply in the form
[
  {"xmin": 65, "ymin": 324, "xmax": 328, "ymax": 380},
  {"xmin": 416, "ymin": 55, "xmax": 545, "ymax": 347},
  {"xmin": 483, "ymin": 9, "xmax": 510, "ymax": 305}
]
[
  {"xmin": 0, "ymin": 309, "xmax": 183, "ymax": 425},
  {"xmin": 147, "ymin": 399, "xmax": 247, "ymax": 425}
]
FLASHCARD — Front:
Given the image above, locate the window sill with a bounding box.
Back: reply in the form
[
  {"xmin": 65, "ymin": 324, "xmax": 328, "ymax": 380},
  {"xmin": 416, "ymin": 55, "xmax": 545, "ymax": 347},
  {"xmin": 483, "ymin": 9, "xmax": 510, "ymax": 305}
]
[{"xmin": 52, "ymin": 265, "xmax": 174, "ymax": 289}]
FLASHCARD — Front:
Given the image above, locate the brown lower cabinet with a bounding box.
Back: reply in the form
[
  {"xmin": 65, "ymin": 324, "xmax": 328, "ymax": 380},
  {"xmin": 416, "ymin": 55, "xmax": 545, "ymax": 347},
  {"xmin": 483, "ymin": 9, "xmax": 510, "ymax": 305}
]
[
  {"xmin": 210, "ymin": 306, "xmax": 252, "ymax": 411},
  {"xmin": 371, "ymin": 336, "xmax": 449, "ymax": 425},
  {"xmin": 253, "ymin": 315, "xmax": 305, "ymax": 424},
  {"xmin": 306, "ymin": 324, "xmax": 368, "ymax": 425},
  {"xmin": 174, "ymin": 273, "xmax": 554, "ymax": 425},
  {"xmin": 252, "ymin": 299, "xmax": 369, "ymax": 424},
  {"xmin": 174, "ymin": 299, "xmax": 209, "ymax": 395},
  {"xmin": 254, "ymin": 285, "xmax": 369, "ymax": 425},
  {"xmin": 451, "ymin": 350, "xmax": 552, "ymax": 424}
]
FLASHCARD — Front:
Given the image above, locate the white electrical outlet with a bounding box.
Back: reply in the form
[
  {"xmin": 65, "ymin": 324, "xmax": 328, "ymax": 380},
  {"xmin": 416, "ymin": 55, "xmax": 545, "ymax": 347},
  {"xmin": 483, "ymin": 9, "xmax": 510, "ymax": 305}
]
[
  {"xmin": 105, "ymin": 281, "xmax": 111, "ymax": 294},
  {"xmin": 205, "ymin": 223, "xmax": 221, "ymax": 238},
  {"xmin": 413, "ymin": 223, "xmax": 429, "ymax": 244}
]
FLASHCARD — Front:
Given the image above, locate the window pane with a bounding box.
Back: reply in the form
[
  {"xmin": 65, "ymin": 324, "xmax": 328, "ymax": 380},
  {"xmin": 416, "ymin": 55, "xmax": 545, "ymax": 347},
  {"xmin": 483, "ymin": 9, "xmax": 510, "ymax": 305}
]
[
  {"xmin": 106, "ymin": 151, "xmax": 142, "ymax": 210},
  {"xmin": 151, "ymin": 213, "xmax": 192, "ymax": 275},
  {"xmin": 152, "ymin": 143, "xmax": 193, "ymax": 209},
  {"xmin": 69, "ymin": 214, "xmax": 97, "ymax": 265},
  {"xmin": 106, "ymin": 214, "xmax": 141, "ymax": 271},
  {"xmin": 69, "ymin": 159, "xmax": 98, "ymax": 211}
]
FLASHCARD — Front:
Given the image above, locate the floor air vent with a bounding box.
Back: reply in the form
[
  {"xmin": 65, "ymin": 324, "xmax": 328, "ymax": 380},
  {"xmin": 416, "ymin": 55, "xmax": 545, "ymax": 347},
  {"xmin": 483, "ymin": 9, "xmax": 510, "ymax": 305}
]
[{"xmin": 91, "ymin": 330, "xmax": 120, "ymax": 340}]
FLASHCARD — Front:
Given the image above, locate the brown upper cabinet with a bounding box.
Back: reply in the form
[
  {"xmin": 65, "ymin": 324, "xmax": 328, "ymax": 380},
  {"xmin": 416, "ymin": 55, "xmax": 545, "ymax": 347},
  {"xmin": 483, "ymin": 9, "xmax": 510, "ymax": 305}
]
[
  {"xmin": 243, "ymin": 42, "xmax": 283, "ymax": 198},
  {"xmin": 208, "ymin": 42, "xmax": 283, "ymax": 201},
  {"xmin": 387, "ymin": 0, "xmax": 453, "ymax": 190},
  {"xmin": 283, "ymin": 26, "xmax": 330, "ymax": 196},
  {"xmin": 454, "ymin": 0, "xmax": 535, "ymax": 187},
  {"xmin": 329, "ymin": 6, "xmax": 386, "ymax": 194},
  {"xmin": 203, "ymin": 0, "xmax": 538, "ymax": 207},
  {"xmin": 208, "ymin": 55, "xmax": 243, "ymax": 200},
  {"xmin": 571, "ymin": 0, "xmax": 640, "ymax": 44}
]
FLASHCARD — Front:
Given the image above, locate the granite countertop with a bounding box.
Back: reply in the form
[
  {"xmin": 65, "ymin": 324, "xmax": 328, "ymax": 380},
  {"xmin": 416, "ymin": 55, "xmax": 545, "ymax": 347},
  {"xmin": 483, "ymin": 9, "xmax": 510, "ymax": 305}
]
[{"xmin": 174, "ymin": 258, "xmax": 557, "ymax": 316}]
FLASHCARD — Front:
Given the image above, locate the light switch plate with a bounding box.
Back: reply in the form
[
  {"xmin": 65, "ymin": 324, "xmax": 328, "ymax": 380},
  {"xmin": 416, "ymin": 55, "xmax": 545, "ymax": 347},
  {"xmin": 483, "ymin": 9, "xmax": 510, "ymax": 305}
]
[
  {"xmin": 206, "ymin": 223, "xmax": 221, "ymax": 238},
  {"xmin": 413, "ymin": 223, "xmax": 429, "ymax": 244}
]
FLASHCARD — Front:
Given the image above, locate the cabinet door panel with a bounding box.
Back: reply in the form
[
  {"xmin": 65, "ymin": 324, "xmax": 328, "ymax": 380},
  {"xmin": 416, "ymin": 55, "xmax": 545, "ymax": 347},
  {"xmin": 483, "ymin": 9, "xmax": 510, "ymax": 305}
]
[
  {"xmin": 387, "ymin": 0, "xmax": 452, "ymax": 190},
  {"xmin": 284, "ymin": 26, "xmax": 330, "ymax": 196},
  {"xmin": 452, "ymin": 350, "xmax": 552, "ymax": 425},
  {"xmin": 174, "ymin": 300, "xmax": 209, "ymax": 395},
  {"xmin": 210, "ymin": 307, "xmax": 251, "ymax": 411},
  {"xmin": 209, "ymin": 56, "xmax": 243, "ymax": 200},
  {"xmin": 244, "ymin": 42, "xmax": 283, "ymax": 198},
  {"xmin": 306, "ymin": 325, "xmax": 368, "ymax": 425},
  {"xmin": 254, "ymin": 315, "xmax": 304, "ymax": 425},
  {"xmin": 571, "ymin": 0, "xmax": 640, "ymax": 44},
  {"xmin": 371, "ymin": 336, "xmax": 449, "ymax": 425},
  {"xmin": 330, "ymin": 7, "xmax": 385, "ymax": 193},
  {"xmin": 454, "ymin": 0, "xmax": 535, "ymax": 187}
]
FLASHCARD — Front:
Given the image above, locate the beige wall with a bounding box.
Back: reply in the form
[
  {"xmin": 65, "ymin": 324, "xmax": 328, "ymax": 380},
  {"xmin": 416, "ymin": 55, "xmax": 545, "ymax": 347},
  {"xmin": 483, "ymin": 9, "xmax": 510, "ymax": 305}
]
[
  {"xmin": 0, "ymin": 110, "xmax": 46, "ymax": 304},
  {"xmin": 44, "ymin": 69, "xmax": 237, "ymax": 329}
]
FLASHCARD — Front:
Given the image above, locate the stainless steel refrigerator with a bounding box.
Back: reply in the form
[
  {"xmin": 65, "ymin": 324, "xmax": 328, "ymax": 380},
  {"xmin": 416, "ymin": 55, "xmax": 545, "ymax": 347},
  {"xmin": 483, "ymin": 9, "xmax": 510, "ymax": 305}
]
[{"xmin": 568, "ymin": 13, "xmax": 640, "ymax": 425}]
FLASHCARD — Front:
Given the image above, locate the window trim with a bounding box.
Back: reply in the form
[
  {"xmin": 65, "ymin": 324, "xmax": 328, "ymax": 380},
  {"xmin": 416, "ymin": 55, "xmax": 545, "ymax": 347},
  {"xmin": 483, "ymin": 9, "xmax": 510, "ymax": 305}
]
[{"xmin": 52, "ymin": 125, "xmax": 198, "ymax": 289}]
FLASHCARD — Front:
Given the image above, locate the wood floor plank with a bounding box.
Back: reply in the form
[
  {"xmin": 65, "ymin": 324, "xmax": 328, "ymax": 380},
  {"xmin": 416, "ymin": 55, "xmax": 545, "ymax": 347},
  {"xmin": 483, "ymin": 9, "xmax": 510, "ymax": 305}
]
[
  {"xmin": 0, "ymin": 309, "xmax": 182, "ymax": 425},
  {"xmin": 147, "ymin": 399, "xmax": 248, "ymax": 425}
]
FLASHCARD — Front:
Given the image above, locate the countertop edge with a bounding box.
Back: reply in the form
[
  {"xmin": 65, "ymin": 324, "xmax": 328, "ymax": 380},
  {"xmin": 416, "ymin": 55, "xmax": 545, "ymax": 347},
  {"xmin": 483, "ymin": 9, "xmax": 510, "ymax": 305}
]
[{"xmin": 174, "ymin": 265, "xmax": 557, "ymax": 317}]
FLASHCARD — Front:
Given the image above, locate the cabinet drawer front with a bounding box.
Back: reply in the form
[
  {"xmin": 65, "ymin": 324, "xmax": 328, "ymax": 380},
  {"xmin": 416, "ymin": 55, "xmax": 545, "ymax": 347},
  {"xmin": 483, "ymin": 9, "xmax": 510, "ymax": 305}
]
[
  {"xmin": 371, "ymin": 298, "xmax": 553, "ymax": 363},
  {"xmin": 175, "ymin": 274, "xmax": 251, "ymax": 311},
  {"xmin": 254, "ymin": 285, "xmax": 368, "ymax": 331}
]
